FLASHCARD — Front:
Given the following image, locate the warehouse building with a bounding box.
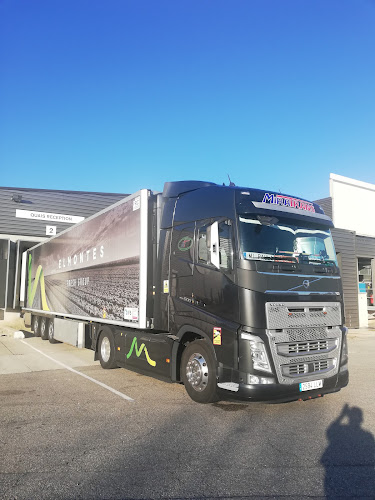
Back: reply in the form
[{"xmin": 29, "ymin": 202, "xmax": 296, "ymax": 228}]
[
  {"xmin": 0, "ymin": 186, "xmax": 127, "ymax": 319},
  {"xmin": 316, "ymin": 174, "xmax": 375, "ymax": 328}
]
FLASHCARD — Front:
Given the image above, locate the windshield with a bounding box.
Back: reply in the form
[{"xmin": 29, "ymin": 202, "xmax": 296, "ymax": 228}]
[{"xmin": 239, "ymin": 215, "xmax": 337, "ymax": 265}]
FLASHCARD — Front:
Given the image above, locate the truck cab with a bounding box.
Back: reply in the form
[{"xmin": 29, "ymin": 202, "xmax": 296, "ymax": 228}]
[{"xmin": 154, "ymin": 181, "xmax": 348, "ymax": 402}]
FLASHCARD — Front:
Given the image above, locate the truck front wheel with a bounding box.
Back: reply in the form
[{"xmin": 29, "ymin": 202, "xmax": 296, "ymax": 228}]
[
  {"xmin": 181, "ymin": 339, "xmax": 219, "ymax": 404},
  {"xmin": 98, "ymin": 330, "xmax": 117, "ymax": 369}
]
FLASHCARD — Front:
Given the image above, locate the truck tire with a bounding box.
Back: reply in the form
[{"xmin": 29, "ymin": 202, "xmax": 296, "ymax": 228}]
[
  {"xmin": 48, "ymin": 319, "xmax": 58, "ymax": 344},
  {"xmin": 40, "ymin": 317, "xmax": 48, "ymax": 340},
  {"xmin": 32, "ymin": 315, "xmax": 41, "ymax": 337},
  {"xmin": 181, "ymin": 339, "xmax": 219, "ymax": 404},
  {"xmin": 98, "ymin": 330, "xmax": 117, "ymax": 369}
]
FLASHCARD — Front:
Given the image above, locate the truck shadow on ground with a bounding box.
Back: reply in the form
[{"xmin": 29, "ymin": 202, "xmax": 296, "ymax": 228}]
[
  {"xmin": 212, "ymin": 402, "xmax": 249, "ymax": 412},
  {"xmin": 321, "ymin": 403, "xmax": 375, "ymax": 498}
]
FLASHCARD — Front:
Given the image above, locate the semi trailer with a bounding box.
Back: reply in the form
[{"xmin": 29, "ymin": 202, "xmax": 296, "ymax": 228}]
[{"xmin": 21, "ymin": 181, "xmax": 349, "ymax": 403}]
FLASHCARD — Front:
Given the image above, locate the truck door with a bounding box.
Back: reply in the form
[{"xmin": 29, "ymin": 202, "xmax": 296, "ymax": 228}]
[
  {"xmin": 168, "ymin": 222, "xmax": 195, "ymax": 330},
  {"xmin": 193, "ymin": 219, "xmax": 239, "ymax": 367},
  {"xmin": 193, "ymin": 219, "xmax": 237, "ymax": 320}
]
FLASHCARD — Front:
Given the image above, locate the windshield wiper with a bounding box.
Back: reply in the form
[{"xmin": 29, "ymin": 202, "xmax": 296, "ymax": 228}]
[{"xmin": 297, "ymin": 253, "xmax": 336, "ymax": 266}]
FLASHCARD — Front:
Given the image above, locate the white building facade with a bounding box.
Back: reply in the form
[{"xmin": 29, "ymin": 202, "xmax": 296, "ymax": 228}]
[{"xmin": 316, "ymin": 174, "xmax": 375, "ymax": 328}]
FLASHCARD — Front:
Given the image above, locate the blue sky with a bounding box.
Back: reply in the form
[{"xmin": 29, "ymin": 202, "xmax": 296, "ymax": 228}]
[{"xmin": 1, "ymin": 0, "xmax": 374, "ymax": 200}]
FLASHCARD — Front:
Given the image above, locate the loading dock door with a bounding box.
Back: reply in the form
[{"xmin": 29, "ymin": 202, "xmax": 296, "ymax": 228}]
[
  {"xmin": 358, "ymin": 257, "xmax": 373, "ymax": 313},
  {"xmin": 12, "ymin": 240, "xmax": 40, "ymax": 310}
]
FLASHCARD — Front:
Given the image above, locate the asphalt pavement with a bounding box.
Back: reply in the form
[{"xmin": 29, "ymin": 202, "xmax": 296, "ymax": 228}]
[{"xmin": 0, "ymin": 321, "xmax": 375, "ymax": 499}]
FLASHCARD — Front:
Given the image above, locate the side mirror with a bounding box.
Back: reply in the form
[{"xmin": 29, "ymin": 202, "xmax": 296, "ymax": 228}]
[{"xmin": 210, "ymin": 221, "xmax": 220, "ymax": 269}]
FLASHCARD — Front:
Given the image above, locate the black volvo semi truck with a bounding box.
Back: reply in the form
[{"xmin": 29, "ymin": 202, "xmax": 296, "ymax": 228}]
[{"xmin": 21, "ymin": 181, "xmax": 349, "ymax": 403}]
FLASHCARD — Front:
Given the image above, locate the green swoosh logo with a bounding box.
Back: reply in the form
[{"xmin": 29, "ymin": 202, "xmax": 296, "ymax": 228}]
[
  {"xmin": 28, "ymin": 255, "xmax": 50, "ymax": 311},
  {"xmin": 126, "ymin": 337, "xmax": 156, "ymax": 367}
]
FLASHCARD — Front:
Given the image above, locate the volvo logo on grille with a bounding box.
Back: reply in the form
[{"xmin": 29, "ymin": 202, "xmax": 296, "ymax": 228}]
[{"xmin": 303, "ymin": 280, "xmax": 310, "ymax": 289}]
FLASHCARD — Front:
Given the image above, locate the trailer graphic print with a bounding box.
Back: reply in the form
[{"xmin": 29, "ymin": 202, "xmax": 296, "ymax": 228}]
[
  {"xmin": 28, "ymin": 255, "xmax": 49, "ymax": 311},
  {"xmin": 27, "ymin": 194, "xmax": 146, "ymax": 325},
  {"xmin": 126, "ymin": 337, "xmax": 156, "ymax": 367}
]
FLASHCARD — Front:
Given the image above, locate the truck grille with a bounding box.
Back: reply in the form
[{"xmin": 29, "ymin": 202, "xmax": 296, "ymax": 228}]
[
  {"xmin": 277, "ymin": 338, "xmax": 337, "ymax": 357},
  {"xmin": 265, "ymin": 302, "xmax": 342, "ymax": 385},
  {"xmin": 265, "ymin": 302, "xmax": 341, "ymax": 329},
  {"xmin": 282, "ymin": 358, "xmax": 335, "ymax": 378}
]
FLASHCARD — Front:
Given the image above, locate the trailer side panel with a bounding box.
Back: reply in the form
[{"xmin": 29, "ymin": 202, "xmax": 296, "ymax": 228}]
[{"xmin": 25, "ymin": 191, "xmax": 149, "ymax": 328}]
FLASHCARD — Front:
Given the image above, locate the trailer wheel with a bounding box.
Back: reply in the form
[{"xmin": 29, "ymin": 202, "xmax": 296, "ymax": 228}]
[
  {"xmin": 181, "ymin": 339, "xmax": 219, "ymax": 404},
  {"xmin": 32, "ymin": 315, "xmax": 41, "ymax": 337},
  {"xmin": 98, "ymin": 330, "xmax": 117, "ymax": 369},
  {"xmin": 40, "ymin": 317, "xmax": 48, "ymax": 340},
  {"xmin": 48, "ymin": 319, "xmax": 58, "ymax": 344}
]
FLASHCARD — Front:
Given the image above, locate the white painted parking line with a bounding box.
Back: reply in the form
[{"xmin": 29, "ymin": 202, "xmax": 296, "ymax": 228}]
[{"xmin": 20, "ymin": 340, "xmax": 134, "ymax": 402}]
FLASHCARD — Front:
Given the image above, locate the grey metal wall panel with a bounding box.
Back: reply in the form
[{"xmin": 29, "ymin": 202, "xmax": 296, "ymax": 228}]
[
  {"xmin": 331, "ymin": 228, "xmax": 359, "ymax": 328},
  {"xmin": 315, "ymin": 197, "xmax": 333, "ymax": 219},
  {"xmin": 0, "ymin": 186, "xmax": 128, "ymax": 238},
  {"xmin": 356, "ymin": 235, "xmax": 375, "ymax": 256}
]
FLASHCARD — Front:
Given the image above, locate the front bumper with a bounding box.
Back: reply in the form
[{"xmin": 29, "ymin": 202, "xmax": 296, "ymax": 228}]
[{"xmin": 217, "ymin": 368, "xmax": 349, "ymax": 404}]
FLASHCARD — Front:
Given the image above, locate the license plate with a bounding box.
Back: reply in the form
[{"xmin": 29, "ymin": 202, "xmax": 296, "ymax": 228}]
[{"xmin": 299, "ymin": 380, "xmax": 323, "ymax": 392}]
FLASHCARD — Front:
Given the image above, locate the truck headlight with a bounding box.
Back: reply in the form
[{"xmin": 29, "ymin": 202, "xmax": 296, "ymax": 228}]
[{"xmin": 241, "ymin": 332, "xmax": 272, "ymax": 373}]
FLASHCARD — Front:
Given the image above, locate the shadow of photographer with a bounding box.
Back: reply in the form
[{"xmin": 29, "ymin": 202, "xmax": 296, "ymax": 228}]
[{"xmin": 321, "ymin": 403, "xmax": 375, "ymax": 498}]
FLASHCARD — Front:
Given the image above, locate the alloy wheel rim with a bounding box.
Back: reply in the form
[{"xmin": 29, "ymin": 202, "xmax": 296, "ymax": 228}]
[
  {"xmin": 101, "ymin": 337, "xmax": 111, "ymax": 362},
  {"xmin": 186, "ymin": 352, "xmax": 208, "ymax": 392}
]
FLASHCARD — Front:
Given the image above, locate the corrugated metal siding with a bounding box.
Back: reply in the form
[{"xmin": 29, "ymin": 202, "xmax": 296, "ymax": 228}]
[
  {"xmin": 356, "ymin": 235, "xmax": 375, "ymax": 256},
  {"xmin": 0, "ymin": 186, "xmax": 129, "ymax": 238},
  {"xmin": 331, "ymin": 228, "xmax": 359, "ymax": 328},
  {"xmin": 315, "ymin": 197, "xmax": 333, "ymax": 219}
]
